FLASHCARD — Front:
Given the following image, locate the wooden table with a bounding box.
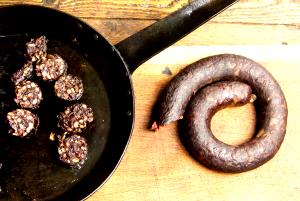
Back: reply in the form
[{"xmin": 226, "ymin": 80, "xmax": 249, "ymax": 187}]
[{"xmin": 2, "ymin": 1, "xmax": 300, "ymax": 201}]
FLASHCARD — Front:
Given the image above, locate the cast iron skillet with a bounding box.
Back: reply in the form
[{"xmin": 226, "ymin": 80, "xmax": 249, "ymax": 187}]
[{"xmin": 0, "ymin": 1, "xmax": 238, "ymax": 200}]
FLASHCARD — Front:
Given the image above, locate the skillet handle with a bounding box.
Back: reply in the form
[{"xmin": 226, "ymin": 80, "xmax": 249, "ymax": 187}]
[{"xmin": 115, "ymin": 0, "xmax": 238, "ymax": 74}]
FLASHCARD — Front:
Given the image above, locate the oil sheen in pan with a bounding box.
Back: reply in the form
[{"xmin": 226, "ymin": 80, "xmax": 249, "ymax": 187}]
[{"xmin": 0, "ymin": 38, "xmax": 110, "ymax": 200}]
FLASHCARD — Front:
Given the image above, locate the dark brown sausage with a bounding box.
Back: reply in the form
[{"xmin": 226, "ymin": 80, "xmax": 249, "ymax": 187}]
[{"xmin": 152, "ymin": 54, "xmax": 288, "ymax": 172}]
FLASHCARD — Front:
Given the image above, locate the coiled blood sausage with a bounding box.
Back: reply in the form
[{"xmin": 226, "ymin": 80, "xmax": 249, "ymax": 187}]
[{"xmin": 152, "ymin": 54, "xmax": 288, "ymax": 173}]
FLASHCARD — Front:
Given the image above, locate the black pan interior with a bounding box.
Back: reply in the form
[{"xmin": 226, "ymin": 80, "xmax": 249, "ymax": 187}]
[{"xmin": 0, "ymin": 5, "xmax": 134, "ymax": 201}]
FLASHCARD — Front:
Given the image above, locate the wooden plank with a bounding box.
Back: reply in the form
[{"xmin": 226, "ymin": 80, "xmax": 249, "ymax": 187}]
[
  {"xmin": 91, "ymin": 45, "xmax": 300, "ymax": 201},
  {"xmin": 0, "ymin": 0, "xmax": 300, "ymax": 25}
]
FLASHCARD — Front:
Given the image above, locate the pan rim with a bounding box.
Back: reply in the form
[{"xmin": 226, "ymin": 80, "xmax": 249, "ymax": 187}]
[{"xmin": 83, "ymin": 45, "xmax": 136, "ymax": 200}]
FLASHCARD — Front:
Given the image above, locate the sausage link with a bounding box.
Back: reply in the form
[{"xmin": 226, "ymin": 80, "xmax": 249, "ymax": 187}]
[{"xmin": 152, "ymin": 54, "xmax": 288, "ymax": 172}]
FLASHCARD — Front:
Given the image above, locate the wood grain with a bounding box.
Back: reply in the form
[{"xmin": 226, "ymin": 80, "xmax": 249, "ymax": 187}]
[
  {"xmin": 1, "ymin": 0, "xmax": 300, "ymax": 25},
  {"xmin": 1, "ymin": 0, "xmax": 300, "ymax": 201}
]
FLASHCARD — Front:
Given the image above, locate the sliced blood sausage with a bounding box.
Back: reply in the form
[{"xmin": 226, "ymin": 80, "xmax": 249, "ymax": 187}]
[
  {"xmin": 57, "ymin": 103, "xmax": 94, "ymax": 133},
  {"xmin": 54, "ymin": 74, "xmax": 84, "ymax": 101},
  {"xmin": 14, "ymin": 80, "xmax": 43, "ymax": 109},
  {"xmin": 26, "ymin": 35, "xmax": 48, "ymax": 62},
  {"xmin": 36, "ymin": 54, "xmax": 67, "ymax": 81},
  {"xmin": 152, "ymin": 54, "xmax": 288, "ymax": 172},
  {"xmin": 11, "ymin": 61, "xmax": 34, "ymax": 85},
  {"xmin": 57, "ymin": 134, "xmax": 88, "ymax": 168},
  {"xmin": 7, "ymin": 109, "xmax": 39, "ymax": 137}
]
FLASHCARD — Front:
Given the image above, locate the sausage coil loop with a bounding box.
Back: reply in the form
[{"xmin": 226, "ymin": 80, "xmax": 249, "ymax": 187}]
[{"xmin": 153, "ymin": 54, "xmax": 288, "ymax": 173}]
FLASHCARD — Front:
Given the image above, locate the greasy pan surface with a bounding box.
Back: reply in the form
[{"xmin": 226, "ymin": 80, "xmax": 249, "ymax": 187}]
[{"xmin": 0, "ymin": 5, "xmax": 134, "ymax": 201}]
